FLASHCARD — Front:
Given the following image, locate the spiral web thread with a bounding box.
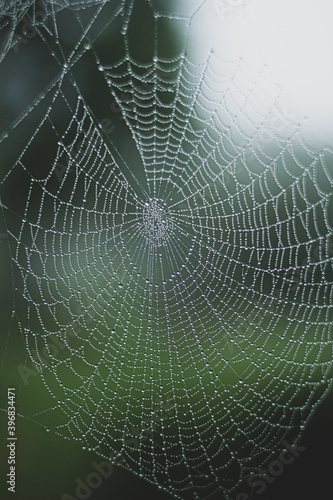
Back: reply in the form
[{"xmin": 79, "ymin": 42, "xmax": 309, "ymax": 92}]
[{"xmin": 0, "ymin": 1, "xmax": 333, "ymax": 499}]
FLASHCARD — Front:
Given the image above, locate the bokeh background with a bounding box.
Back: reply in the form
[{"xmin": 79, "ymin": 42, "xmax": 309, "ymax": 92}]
[{"xmin": 1, "ymin": 1, "xmax": 333, "ymax": 499}]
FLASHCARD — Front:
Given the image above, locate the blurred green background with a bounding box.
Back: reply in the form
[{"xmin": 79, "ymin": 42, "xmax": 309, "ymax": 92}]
[{"xmin": 1, "ymin": 1, "xmax": 333, "ymax": 499}]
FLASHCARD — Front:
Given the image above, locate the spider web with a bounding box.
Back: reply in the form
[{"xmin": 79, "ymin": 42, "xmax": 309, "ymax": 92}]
[{"xmin": 1, "ymin": 1, "xmax": 333, "ymax": 499}]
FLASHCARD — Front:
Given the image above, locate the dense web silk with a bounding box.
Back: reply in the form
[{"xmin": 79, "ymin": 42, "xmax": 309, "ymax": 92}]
[{"xmin": 0, "ymin": 1, "xmax": 332, "ymax": 499}]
